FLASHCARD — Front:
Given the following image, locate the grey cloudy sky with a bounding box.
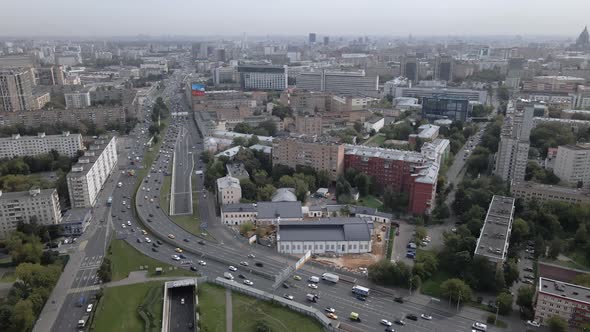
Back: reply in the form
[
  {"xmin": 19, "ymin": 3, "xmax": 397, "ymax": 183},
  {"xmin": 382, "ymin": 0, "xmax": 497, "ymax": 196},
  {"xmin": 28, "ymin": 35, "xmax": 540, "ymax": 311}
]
[{"xmin": 1, "ymin": 0, "xmax": 588, "ymax": 37}]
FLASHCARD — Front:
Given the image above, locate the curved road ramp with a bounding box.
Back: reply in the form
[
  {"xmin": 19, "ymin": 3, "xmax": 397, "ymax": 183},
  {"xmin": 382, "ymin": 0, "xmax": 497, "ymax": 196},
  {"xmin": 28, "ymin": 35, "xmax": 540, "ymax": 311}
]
[{"xmin": 163, "ymin": 278, "xmax": 198, "ymax": 332}]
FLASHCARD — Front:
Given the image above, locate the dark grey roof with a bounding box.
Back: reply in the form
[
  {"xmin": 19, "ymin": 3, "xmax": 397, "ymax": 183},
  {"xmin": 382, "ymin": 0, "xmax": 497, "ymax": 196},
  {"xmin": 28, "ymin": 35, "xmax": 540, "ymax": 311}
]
[
  {"xmin": 350, "ymin": 205, "xmax": 393, "ymax": 219},
  {"xmin": 221, "ymin": 203, "xmax": 257, "ymax": 213},
  {"xmin": 278, "ymin": 217, "xmax": 371, "ymax": 242},
  {"xmin": 257, "ymin": 201, "xmax": 302, "ymax": 219}
]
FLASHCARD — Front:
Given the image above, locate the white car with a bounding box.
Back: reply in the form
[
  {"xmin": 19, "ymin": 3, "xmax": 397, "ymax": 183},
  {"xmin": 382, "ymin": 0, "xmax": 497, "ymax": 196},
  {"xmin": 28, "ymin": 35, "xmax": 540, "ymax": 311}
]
[
  {"xmin": 127, "ymin": 221, "xmax": 131, "ymax": 226},
  {"xmin": 229, "ymin": 266, "xmax": 237, "ymax": 271},
  {"xmin": 86, "ymin": 303, "xmax": 93, "ymax": 313},
  {"xmin": 421, "ymin": 314, "xmax": 432, "ymax": 320},
  {"xmin": 171, "ymin": 255, "xmax": 180, "ymax": 261},
  {"xmin": 472, "ymin": 322, "xmax": 487, "ymax": 331},
  {"xmin": 308, "ymin": 283, "xmax": 318, "ymax": 289},
  {"xmin": 247, "ymin": 254, "xmax": 256, "ymax": 258},
  {"xmin": 526, "ymin": 320, "xmax": 541, "ymax": 328},
  {"xmin": 122, "ymin": 201, "xmax": 126, "ymax": 205},
  {"xmin": 243, "ymin": 280, "xmax": 254, "ymax": 286},
  {"xmin": 380, "ymin": 319, "xmax": 392, "ymax": 326},
  {"xmin": 283, "ymin": 294, "xmax": 294, "ymax": 300},
  {"xmin": 198, "ymin": 260, "xmax": 206, "ymax": 266},
  {"xmin": 121, "ymin": 223, "xmax": 126, "ymax": 228},
  {"xmin": 145, "ymin": 238, "xmax": 152, "ymax": 243},
  {"xmin": 240, "ymin": 261, "xmax": 249, "ymax": 266},
  {"xmin": 325, "ymin": 307, "xmax": 336, "ymax": 313}
]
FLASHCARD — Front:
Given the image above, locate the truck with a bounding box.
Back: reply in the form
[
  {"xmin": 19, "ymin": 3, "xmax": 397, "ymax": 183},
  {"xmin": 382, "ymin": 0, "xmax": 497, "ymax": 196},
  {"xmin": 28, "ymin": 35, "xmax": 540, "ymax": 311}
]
[
  {"xmin": 223, "ymin": 272, "xmax": 234, "ymax": 280},
  {"xmin": 321, "ymin": 273, "xmax": 339, "ymax": 283},
  {"xmin": 352, "ymin": 285, "xmax": 370, "ymax": 297},
  {"xmin": 349, "ymin": 312, "xmax": 361, "ymax": 322},
  {"xmin": 78, "ymin": 315, "xmax": 89, "ymax": 328},
  {"xmin": 306, "ymin": 293, "xmax": 318, "ymax": 302},
  {"xmin": 308, "ymin": 276, "xmax": 320, "ymax": 283}
]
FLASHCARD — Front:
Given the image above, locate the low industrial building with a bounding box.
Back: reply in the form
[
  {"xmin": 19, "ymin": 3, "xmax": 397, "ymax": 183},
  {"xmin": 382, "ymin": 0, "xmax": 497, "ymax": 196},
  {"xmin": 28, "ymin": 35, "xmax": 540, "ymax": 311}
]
[
  {"xmin": 511, "ymin": 181, "xmax": 590, "ymax": 204},
  {"xmin": 534, "ymin": 277, "xmax": 590, "ymax": 328},
  {"xmin": 256, "ymin": 201, "xmax": 303, "ymax": 225},
  {"xmin": 59, "ymin": 208, "xmax": 92, "ymax": 236},
  {"xmin": 474, "ymin": 195, "xmax": 515, "ymax": 266},
  {"xmin": 0, "ymin": 188, "xmax": 61, "ymax": 239},
  {"xmin": 220, "ymin": 203, "xmax": 257, "ymax": 225},
  {"xmin": 277, "ymin": 217, "xmax": 373, "ymax": 255}
]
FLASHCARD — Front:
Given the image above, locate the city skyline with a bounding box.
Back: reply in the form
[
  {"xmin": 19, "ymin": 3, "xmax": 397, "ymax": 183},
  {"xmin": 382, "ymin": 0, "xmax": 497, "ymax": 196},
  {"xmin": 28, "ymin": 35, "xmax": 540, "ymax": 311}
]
[{"xmin": 1, "ymin": 0, "xmax": 588, "ymax": 37}]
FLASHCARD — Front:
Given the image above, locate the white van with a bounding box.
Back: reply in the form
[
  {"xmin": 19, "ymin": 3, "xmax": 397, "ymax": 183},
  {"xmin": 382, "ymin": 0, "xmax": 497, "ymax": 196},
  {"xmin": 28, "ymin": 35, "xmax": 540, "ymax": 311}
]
[{"xmin": 472, "ymin": 322, "xmax": 487, "ymax": 331}]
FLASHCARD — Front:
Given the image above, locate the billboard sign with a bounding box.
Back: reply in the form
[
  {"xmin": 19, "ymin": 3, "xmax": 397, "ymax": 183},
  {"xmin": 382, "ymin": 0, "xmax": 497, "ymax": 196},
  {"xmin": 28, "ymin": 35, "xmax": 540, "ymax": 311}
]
[{"xmin": 191, "ymin": 84, "xmax": 205, "ymax": 96}]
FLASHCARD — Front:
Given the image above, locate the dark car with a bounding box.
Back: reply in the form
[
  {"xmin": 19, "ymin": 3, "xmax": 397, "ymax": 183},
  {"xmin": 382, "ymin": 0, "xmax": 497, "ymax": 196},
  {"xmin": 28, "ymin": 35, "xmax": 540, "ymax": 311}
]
[
  {"xmin": 238, "ymin": 274, "xmax": 246, "ymax": 279},
  {"xmin": 152, "ymin": 243, "xmax": 159, "ymax": 248},
  {"xmin": 147, "ymin": 219, "xmax": 153, "ymax": 223},
  {"xmin": 394, "ymin": 319, "xmax": 406, "ymax": 326},
  {"xmin": 385, "ymin": 327, "xmax": 395, "ymax": 332},
  {"xmin": 356, "ymin": 295, "xmax": 366, "ymax": 301},
  {"xmin": 394, "ymin": 297, "xmax": 404, "ymax": 303},
  {"xmin": 282, "ymin": 282, "xmax": 290, "ymax": 289},
  {"xmin": 198, "ymin": 240, "xmax": 205, "ymax": 245},
  {"xmin": 524, "ymin": 267, "xmax": 534, "ymax": 272},
  {"xmin": 156, "ymin": 240, "xmax": 163, "ymax": 245},
  {"xmin": 190, "ymin": 266, "xmax": 198, "ymax": 272},
  {"xmin": 183, "ymin": 238, "xmax": 190, "ymax": 243},
  {"xmin": 255, "ymin": 262, "xmax": 264, "ymax": 267},
  {"xmin": 406, "ymin": 314, "xmax": 418, "ymax": 321},
  {"xmin": 179, "ymin": 254, "xmax": 186, "ymax": 259},
  {"xmin": 149, "ymin": 214, "xmax": 154, "ymax": 217},
  {"xmin": 151, "ymin": 247, "xmax": 158, "ymax": 252}
]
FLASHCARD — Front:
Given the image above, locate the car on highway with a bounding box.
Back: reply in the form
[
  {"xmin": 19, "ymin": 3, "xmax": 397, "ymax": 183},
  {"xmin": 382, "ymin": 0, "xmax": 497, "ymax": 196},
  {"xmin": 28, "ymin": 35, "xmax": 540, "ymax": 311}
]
[
  {"xmin": 198, "ymin": 240, "xmax": 205, "ymax": 245},
  {"xmin": 228, "ymin": 266, "xmax": 237, "ymax": 272},
  {"xmin": 293, "ymin": 275, "xmax": 302, "ymax": 281},
  {"xmin": 394, "ymin": 296, "xmax": 404, "ymax": 303},
  {"xmin": 127, "ymin": 221, "xmax": 131, "ymax": 226},
  {"xmin": 145, "ymin": 238, "xmax": 152, "ymax": 243},
  {"xmin": 121, "ymin": 224, "xmax": 126, "ymax": 229},
  {"xmin": 151, "ymin": 247, "xmax": 158, "ymax": 252},
  {"xmin": 385, "ymin": 327, "xmax": 395, "ymax": 332},
  {"xmin": 380, "ymin": 319, "xmax": 392, "ymax": 326},
  {"xmin": 238, "ymin": 274, "xmax": 246, "ymax": 279},
  {"xmin": 283, "ymin": 294, "xmax": 293, "ymax": 300},
  {"xmin": 243, "ymin": 280, "xmax": 253, "ymax": 286},
  {"xmin": 175, "ymin": 248, "xmax": 182, "ymax": 253},
  {"xmin": 308, "ymin": 283, "xmax": 318, "ymax": 289},
  {"xmin": 239, "ymin": 261, "xmax": 249, "ymax": 266},
  {"xmin": 247, "ymin": 254, "xmax": 255, "ymax": 258},
  {"xmin": 136, "ymin": 238, "xmax": 142, "ymax": 243},
  {"xmin": 394, "ymin": 319, "xmax": 406, "ymax": 326},
  {"xmin": 326, "ymin": 313, "xmax": 338, "ymax": 320},
  {"xmin": 86, "ymin": 304, "xmax": 93, "ymax": 313},
  {"xmin": 526, "ymin": 320, "xmax": 541, "ymax": 327},
  {"xmin": 472, "ymin": 322, "xmax": 487, "ymax": 331},
  {"xmin": 406, "ymin": 314, "xmax": 418, "ymax": 321},
  {"xmin": 190, "ymin": 266, "xmax": 198, "ymax": 272},
  {"xmin": 171, "ymin": 255, "xmax": 180, "ymax": 261},
  {"xmin": 183, "ymin": 238, "xmax": 189, "ymax": 243},
  {"xmin": 421, "ymin": 314, "xmax": 432, "ymax": 320},
  {"xmin": 198, "ymin": 260, "xmax": 206, "ymax": 266},
  {"xmin": 325, "ymin": 307, "xmax": 336, "ymax": 313}
]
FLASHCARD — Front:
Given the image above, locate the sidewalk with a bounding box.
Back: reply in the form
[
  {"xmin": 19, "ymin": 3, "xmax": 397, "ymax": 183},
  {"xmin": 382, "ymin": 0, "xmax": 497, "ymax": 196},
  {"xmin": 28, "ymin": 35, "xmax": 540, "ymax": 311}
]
[
  {"xmin": 226, "ymin": 288, "xmax": 233, "ymax": 332},
  {"xmin": 67, "ymin": 271, "xmax": 192, "ymax": 294}
]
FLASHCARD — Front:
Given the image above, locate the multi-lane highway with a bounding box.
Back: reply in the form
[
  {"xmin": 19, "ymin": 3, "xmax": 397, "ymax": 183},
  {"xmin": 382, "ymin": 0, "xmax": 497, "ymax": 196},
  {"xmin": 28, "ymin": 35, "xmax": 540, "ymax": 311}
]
[{"xmin": 170, "ymin": 125, "xmax": 193, "ymax": 215}]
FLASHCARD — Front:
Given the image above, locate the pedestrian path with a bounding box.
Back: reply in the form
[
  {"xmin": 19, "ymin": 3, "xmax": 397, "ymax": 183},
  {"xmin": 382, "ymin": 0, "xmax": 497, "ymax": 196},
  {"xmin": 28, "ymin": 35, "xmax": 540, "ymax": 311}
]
[{"xmin": 226, "ymin": 288, "xmax": 233, "ymax": 332}]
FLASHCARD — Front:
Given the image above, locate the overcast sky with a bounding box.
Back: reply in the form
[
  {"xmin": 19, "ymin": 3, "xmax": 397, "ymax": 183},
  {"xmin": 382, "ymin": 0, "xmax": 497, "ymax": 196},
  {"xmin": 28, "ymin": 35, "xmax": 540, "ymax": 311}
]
[{"xmin": 1, "ymin": 0, "xmax": 587, "ymax": 37}]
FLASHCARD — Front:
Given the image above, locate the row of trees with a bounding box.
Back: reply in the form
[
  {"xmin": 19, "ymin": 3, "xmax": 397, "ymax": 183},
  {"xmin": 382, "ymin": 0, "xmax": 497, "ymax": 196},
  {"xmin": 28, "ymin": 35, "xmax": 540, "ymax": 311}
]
[
  {"xmin": 0, "ymin": 230, "xmax": 64, "ymax": 331},
  {"xmin": 233, "ymin": 121, "xmax": 278, "ymax": 137}
]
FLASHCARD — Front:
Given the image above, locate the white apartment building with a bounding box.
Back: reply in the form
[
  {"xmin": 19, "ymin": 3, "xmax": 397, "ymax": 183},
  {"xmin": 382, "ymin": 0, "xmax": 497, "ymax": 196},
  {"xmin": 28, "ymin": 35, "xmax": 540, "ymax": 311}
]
[
  {"xmin": 554, "ymin": 144, "xmax": 590, "ymax": 188},
  {"xmin": 216, "ymin": 175, "xmax": 242, "ymax": 205},
  {"xmin": 297, "ymin": 69, "xmax": 379, "ymax": 97},
  {"xmin": 67, "ymin": 136, "xmax": 117, "ymax": 208},
  {"xmin": 238, "ymin": 65, "xmax": 288, "ymax": 91},
  {"xmin": 0, "ymin": 132, "xmax": 83, "ymax": 159},
  {"xmin": 64, "ymin": 91, "xmax": 91, "ymax": 109},
  {"xmin": 0, "ymin": 188, "xmax": 61, "ymax": 239},
  {"xmin": 494, "ymin": 137, "xmax": 530, "ymax": 182}
]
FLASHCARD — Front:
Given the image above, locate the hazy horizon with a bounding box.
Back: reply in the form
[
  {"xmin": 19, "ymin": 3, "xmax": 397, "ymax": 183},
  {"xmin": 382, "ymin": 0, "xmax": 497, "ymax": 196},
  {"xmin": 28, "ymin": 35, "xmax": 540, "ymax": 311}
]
[{"xmin": 1, "ymin": 0, "xmax": 588, "ymax": 38}]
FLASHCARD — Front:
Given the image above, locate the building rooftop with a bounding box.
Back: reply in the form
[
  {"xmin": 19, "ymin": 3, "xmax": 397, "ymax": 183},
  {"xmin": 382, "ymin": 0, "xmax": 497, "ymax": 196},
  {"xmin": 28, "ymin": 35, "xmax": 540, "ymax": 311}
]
[
  {"xmin": 216, "ymin": 175, "xmax": 241, "ymax": 190},
  {"xmin": 511, "ymin": 181, "xmax": 590, "ymax": 199},
  {"xmin": 278, "ymin": 217, "xmax": 372, "ymax": 242},
  {"xmin": 2, "ymin": 131, "xmax": 78, "ymax": 141},
  {"xmin": 257, "ymin": 201, "xmax": 302, "ymax": 220},
  {"xmin": 61, "ymin": 208, "xmax": 91, "ymax": 223},
  {"xmin": 417, "ymin": 124, "xmax": 439, "ymax": 139},
  {"xmin": 539, "ymin": 277, "xmax": 590, "ymax": 305},
  {"xmin": 560, "ymin": 143, "xmax": 590, "ymax": 151},
  {"xmin": 344, "ymin": 144, "xmax": 425, "ymax": 163},
  {"xmin": 226, "ymin": 163, "xmax": 249, "ymax": 179},
  {"xmin": 271, "ymin": 188, "xmax": 297, "ymax": 202},
  {"xmin": 67, "ymin": 136, "xmax": 115, "ymax": 178},
  {"xmin": 221, "ymin": 203, "xmax": 257, "ymax": 213},
  {"xmin": 215, "ymin": 146, "xmax": 242, "ymax": 158},
  {"xmin": 474, "ymin": 195, "xmax": 515, "ymax": 264},
  {"xmin": 249, "ymin": 144, "xmax": 272, "ymax": 154},
  {"xmin": 0, "ymin": 188, "xmax": 55, "ymax": 200}
]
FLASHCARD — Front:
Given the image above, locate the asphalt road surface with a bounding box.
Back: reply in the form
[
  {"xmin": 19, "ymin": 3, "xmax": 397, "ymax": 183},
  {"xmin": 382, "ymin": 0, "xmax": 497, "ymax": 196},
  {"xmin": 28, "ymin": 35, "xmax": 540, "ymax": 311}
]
[
  {"xmin": 171, "ymin": 125, "xmax": 193, "ymax": 216},
  {"xmin": 168, "ymin": 287, "xmax": 195, "ymax": 332}
]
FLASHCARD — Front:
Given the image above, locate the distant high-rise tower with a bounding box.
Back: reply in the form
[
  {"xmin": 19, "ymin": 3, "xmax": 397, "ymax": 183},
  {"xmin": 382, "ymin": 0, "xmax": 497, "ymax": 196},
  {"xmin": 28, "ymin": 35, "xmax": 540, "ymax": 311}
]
[
  {"xmin": 401, "ymin": 55, "xmax": 419, "ymax": 83},
  {"xmin": 309, "ymin": 33, "xmax": 317, "ymax": 44},
  {"xmin": 323, "ymin": 36, "xmax": 329, "ymax": 46},
  {"xmin": 576, "ymin": 26, "xmax": 590, "ymax": 50},
  {"xmin": 0, "ymin": 68, "xmax": 35, "ymax": 112},
  {"xmin": 434, "ymin": 55, "xmax": 454, "ymax": 82}
]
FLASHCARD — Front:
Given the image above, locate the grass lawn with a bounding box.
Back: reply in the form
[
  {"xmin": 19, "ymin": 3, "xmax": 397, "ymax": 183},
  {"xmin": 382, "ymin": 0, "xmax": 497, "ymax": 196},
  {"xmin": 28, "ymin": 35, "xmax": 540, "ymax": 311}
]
[
  {"xmin": 363, "ymin": 134, "xmax": 386, "ymax": 147},
  {"xmin": 357, "ymin": 195, "xmax": 383, "ymax": 209},
  {"xmin": 93, "ymin": 281, "xmax": 164, "ymax": 332},
  {"xmin": 386, "ymin": 226, "xmax": 395, "ymax": 260},
  {"xmin": 160, "ymin": 175, "xmax": 171, "ymax": 215},
  {"xmin": 0, "ymin": 271, "xmax": 16, "ymax": 282},
  {"xmin": 569, "ymin": 250, "xmax": 590, "ymax": 270},
  {"xmin": 232, "ymin": 291, "xmax": 323, "ymax": 332},
  {"xmin": 421, "ymin": 270, "xmax": 452, "ymax": 298},
  {"xmin": 198, "ymin": 284, "xmax": 226, "ymax": 332},
  {"xmin": 107, "ymin": 239, "xmax": 194, "ymax": 281}
]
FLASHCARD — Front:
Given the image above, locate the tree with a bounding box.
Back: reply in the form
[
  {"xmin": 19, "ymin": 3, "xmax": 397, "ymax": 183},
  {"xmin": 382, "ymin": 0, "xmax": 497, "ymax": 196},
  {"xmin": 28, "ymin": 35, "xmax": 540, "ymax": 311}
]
[
  {"xmin": 247, "ymin": 135, "xmax": 260, "ymax": 147},
  {"xmin": 413, "ymin": 250, "xmax": 438, "ymax": 279},
  {"xmin": 440, "ymin": 278, "xmax": 472, "ymax": 305},
  {"xmin": 414, "ymin": 227, "xmax": 428, "ymax": 244},
  {"xmin": 504, "ymin": 259, "xmax": 520, "ymax": 287},
  {"xmin": 516, "ymin": 285, "xmax": 535, "ymax": 311},
  {"xmin": 255, "ymin": 319, "xmax": 272, "ymax": 332},
  {"xmin": 495, "ymin": 292, "xmax": 513, "ymax": 315},
  {"xmin": 494, "ymin": 268, "xmax": 507, "ymax": 292},
  {"xmin": 231, "ymin": 137, "xmax": 247, "ymax": 147},
  {"xmin": 316, "ymin": 170, "xmax": 330, "ymax": 188},
  {"xmin": 257, "ymin": 184, "xmax": 276, "ymax": 201},
  {"xmin": 240, "ymin": 179, "xmax": 257, "ymax": 201},
  {"xmin": 97, "ymin": 257, "xmax": 112, "ymax": 283},
  {"xmin": 353, "ymin": 173, "xmax": 371, "ymax": 196},
  {"xmin": 575, "ymin": 223, "xmax": 589, "ymax": 245},
  {"xmin": 497, "ymin": 85, "xmax": 510, "ymax": 102},
  {"xmin": 547, "ymin": 315, "xmax": 568, "ymax": 332},
  {"xmin": 239, "ymin": 222, "xmax": 255, "ymax": 235},
  {"xmin": 258, "ymin": 120, "xmax": 277, "ymax": 136},
  {"xmin": 548, "ymin": 239, "xmax": 562, "ymax": 259},
  {"xmin": 510, "ymin": 218, "xmax": 530, "ymax": 244},
  {"xmin": 233, "ymin": 123, "xmax": 253, "ymax": 134},
  {"xmin": 11, "ymin": 299, "xmax": 35, "ymax": 332}
]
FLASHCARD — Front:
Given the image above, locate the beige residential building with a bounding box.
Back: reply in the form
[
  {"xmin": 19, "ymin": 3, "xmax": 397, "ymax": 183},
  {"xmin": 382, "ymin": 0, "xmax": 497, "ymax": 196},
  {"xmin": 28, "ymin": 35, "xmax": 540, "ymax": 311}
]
[
  {"xmin": 511, "ymin": 181, "xmax": 590, "ymax": 204},
  {"xmin": 534, "ymin": 277, "xmax": 590, "ymax": 328},
  {"xmin": 0, "ymin": 188, "xmax": 61, "ymax": 239},
  {"xmin": 554, "ymin": 144, "xmax": 590, "ymax": 188},
  {"xmin": 294, "ymin": 115, "xmax": 323, "ymax": 135},
  {"xmin": 0, "ymin": 132, "xmax": 83, "ymax": 159},
  {"xmin": 216, "ymin": 175, "xmax": 242, "ymax": 205},
  {"xmin": 0, "ymin": 106, "xmax": 126, "ymax": 130},
  {"xmin": 220, "ymin": 203, "xmax": 257, "ymax": 225},
  {"xmin": 67, "ymin": 136, "xmax": 118, "ymax": 208},
  {"xmin": 272, "ymin": 136, "xmax": 344, "ymax": 180},
  {"xmin": 0, "ymin": 68, "xmax": 36, "ymax": 112}
]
